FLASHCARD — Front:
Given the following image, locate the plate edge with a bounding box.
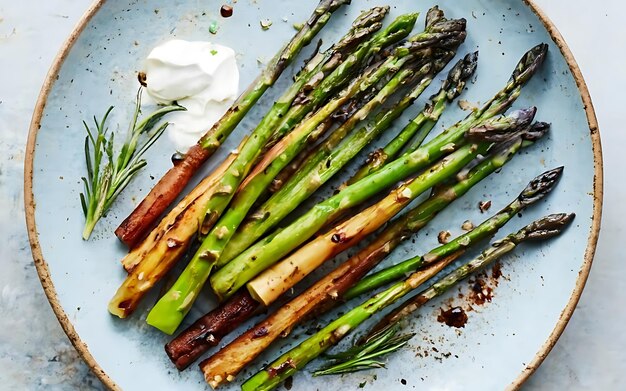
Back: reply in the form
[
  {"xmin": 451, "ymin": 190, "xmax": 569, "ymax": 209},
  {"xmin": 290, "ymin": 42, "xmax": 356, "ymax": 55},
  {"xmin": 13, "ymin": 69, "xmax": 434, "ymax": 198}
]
[
  {"xmin": 22, "ymin": 1, "xmax": 603, "ymax": 390},
  {"xmin": 22, "ymin": 1, "xmax": 122, "ymax": 390},
  {"xmin": 506, "ymin": 1, "xmax": 603, "ymax": 389}
]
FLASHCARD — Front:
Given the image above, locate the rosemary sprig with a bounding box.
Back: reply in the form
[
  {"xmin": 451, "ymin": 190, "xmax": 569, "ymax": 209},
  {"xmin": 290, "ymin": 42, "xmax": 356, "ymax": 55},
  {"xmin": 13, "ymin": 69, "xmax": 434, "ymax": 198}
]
[
  {"xmin": 313, "ymin": 323, "xmax": 414, "ymax": 376},
  {"xmin": 80, "ymin": 87, "xmax": 184, "ymax": 239}
]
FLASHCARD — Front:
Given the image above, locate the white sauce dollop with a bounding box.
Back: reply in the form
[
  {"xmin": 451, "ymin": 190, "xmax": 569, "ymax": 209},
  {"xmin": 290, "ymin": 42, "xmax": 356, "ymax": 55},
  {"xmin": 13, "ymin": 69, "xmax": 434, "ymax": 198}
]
[{"xmin": 144, "ymin": 39, "xmax": 239, "ymax": 150}]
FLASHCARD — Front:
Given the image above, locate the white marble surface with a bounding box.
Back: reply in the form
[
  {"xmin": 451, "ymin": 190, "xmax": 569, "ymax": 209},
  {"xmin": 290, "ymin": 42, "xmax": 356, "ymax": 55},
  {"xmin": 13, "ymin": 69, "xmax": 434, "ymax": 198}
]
[{"xmin": 0, "ymin": 0, "xmax": 622, "ymax": 390}]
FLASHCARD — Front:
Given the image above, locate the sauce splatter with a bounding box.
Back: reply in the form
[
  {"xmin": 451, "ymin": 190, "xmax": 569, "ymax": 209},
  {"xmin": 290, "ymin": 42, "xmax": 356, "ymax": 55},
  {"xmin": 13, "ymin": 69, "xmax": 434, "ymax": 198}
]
[
  {"xmin": 437, "ymin": 306, "xmax": 468, "ymax": 328},
  {"xmin": 469, "ymin": 277, "xmax": 493, "ymax": 305}
]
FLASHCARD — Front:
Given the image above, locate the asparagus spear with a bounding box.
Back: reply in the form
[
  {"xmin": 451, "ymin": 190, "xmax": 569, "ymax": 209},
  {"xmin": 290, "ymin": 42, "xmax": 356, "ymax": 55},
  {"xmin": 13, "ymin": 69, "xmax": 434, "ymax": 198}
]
[
  {"xmin": 113, "ymin": 0, "xmax": 354, "ymax": 247},
  {"xmin": 316, "ymin": 214, "xmax": 575, "ymax": 377},
  {"xmin": 192, "ymin": 11, "xmax": 416, "ymax": 242},
  {"xmin": 348, "ymin": 51, "xmax": 478, "ymax": 184},
  {"xmin": 245, "ymin": 109, "xmax": 537, "ymax": 307},
  {"xmin": 216, "ymin": 50, "xmax": 463, "ymax": 270},
  {"xmin": 344, "ymin": 162, "xmax": 561, "ymax": 298},
  {"xmin": 147, "ymin": 12, "xmax": 467, "ymax": 332},
  {"xmin": 211, "ymin": 40, "xmax": 548, "ymax": 300},
  {"xmin": 169, "ymin": 121, "xmax": 546, "ymax": 372},
  {"xmin": 198, "ymin": 166, "xmax": 562, "ymax": 388},
  {"xmin": 119, "ymin": 141, "xmax": 244, "ymax": 273},
  {"xmin": 217, "ymin": 43, "xmax": 548, "ymax": 270},
  {"xmin": 242, "ymin": 213, "xmax": 574, "ymax": 390},
  {"xmin": 147, "ymin": 52, "xmax": 439, "ymax": 333},
  {"xmin": 107, "ymin": 9, "xmax": 409, "ymax": 318}
]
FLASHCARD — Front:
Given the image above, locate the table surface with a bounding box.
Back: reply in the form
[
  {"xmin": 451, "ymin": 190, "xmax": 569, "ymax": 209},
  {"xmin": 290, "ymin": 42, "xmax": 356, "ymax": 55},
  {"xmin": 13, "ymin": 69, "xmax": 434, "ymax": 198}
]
[{"xmin": 0, "ymin": 1, "xmax": 623, "ymax": 389}]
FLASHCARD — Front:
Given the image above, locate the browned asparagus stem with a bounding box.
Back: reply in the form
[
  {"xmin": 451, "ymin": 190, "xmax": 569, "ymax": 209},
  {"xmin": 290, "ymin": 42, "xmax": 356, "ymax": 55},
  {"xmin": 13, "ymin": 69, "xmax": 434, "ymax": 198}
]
[{"xmin": 164, "ymin": 290, "xmax": 260, "ymax": 370}]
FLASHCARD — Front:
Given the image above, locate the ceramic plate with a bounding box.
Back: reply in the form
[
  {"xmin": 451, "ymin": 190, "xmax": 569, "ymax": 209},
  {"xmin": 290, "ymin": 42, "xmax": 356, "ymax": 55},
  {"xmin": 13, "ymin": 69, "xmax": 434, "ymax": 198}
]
[{"xmin": 25, "ymin": 0, "xmax": 602, "ymax": 390}]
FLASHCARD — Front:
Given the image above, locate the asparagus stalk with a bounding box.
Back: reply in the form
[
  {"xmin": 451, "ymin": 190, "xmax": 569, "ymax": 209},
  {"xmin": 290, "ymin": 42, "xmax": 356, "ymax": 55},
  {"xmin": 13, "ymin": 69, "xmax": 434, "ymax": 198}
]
[
  {"xmin": 147, "ymin": 12, "xmax": 467, "ymax": 332},
  {"xmin": 192, "ymin": 11, "xmax": 415, "ymax": 242},
  {"xmin": 266, "ymin": 103, "xmax": 360, "ymax": 195},
  {"xmin": 219, "ymin": 50, "xmax": 461, "ymax": 267},
  {"xmin": 344, "ymin": 162, "xmax": 561, "ymax": 299},
  {"xmin": 317, "ymin": 214, "xmax": 576, "ymax": 377},
  {"xmin": 119, "ymin": 140, "xmax": 244, "ymax": 273},
  {"xmin": 242, "ymin": 212, "xmax": 574, "ymax": 391},
  {"xmin": 199, "ymin": 166, "xmax": 562, "ymax": 388},
  {"xmin": 114, "ymin": 0, "xmax": 352, "ymax": 247},
  {"xmin": 146, "ymin": 40, "xmax": 453, "ymax": 334},
  {"xmin": 166, "ymin": 125, "xmax": 545, "ymax": 370},
  {"xmin": 217, "ymin": 43, "xmax": 547, "ymax": 270},
  {"xmin": 348, "ymin": 52, "xmax": 478, "ymax": 184},
  {"xmin": 211, "ymin": 102, "xmax": 543, "ymax": 302},
  {"xmin": 245, "ymin": 109, "xmax": 537, "ymax": 307},
  {"xmin": 108, "ymin": 9, "xmax": 407, "ymax": 318}
]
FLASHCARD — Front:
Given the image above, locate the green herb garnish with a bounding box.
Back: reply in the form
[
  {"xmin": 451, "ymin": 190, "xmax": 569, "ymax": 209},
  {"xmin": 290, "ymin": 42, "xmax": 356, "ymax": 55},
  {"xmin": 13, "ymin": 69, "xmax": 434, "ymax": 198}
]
[
  {"xmin": 209, "ymin": 20, "xmax": 219, "ymax": 34},
  {"xmin": 80, "ymin": 87, "xmax": 184, "ymax": 239},
  {"xmin": 313, "ymin": 323, "xmax": 415, "ymax": 376}
]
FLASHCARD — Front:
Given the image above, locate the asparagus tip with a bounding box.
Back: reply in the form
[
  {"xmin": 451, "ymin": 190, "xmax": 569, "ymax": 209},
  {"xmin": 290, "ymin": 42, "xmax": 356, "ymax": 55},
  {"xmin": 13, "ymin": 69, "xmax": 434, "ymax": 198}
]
[
  {"xmin": 512, "ymin": 43, "xmax": 549, "ymax": 84},
  {"xmin": 520, "ymin": 212, "xmax": 576, "ymax": 240},
  {"xmin": 519, "ymin": 121, "xmax": 550, "ymax": 142},
  {"xmin": 466, "ymin": 106, "xmax": 537, "ymax": 143},
  {"xmin": 518, "ymin": 166, "xmax": 564, "ymax": 205},
  {"xmin": 442, "ymin": 51, "xmax": 479, "ymax": 100}
]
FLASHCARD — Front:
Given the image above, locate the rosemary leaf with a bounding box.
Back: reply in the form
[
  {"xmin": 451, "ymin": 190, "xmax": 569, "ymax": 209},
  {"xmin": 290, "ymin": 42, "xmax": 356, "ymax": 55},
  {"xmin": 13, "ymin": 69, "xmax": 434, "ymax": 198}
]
[{"xmin": 80, "ymin": 87, "xmax": 185, "ymax": 239}]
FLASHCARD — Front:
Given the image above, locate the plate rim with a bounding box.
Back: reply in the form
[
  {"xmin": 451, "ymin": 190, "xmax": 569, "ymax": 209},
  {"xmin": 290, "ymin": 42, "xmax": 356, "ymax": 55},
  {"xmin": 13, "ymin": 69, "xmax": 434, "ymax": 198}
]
[{"xmin": 23, "ymin": 1, "xmax": 603, "ymax": 390}]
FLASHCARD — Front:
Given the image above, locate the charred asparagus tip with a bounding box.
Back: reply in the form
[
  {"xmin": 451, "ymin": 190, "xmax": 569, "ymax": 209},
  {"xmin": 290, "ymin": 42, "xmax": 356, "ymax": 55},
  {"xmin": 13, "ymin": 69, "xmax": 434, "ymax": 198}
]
[
  {"xmin": 465, "ymin": 106, "xmax": 537, "ymax": 142},
  {"xmin": 515, "ymin": 212, "xmax": 576, "ymax": 241},
  {"xmin": 518, "ymin": 166, "xmax": 564, "ymax": 205},
  {"xmin": 512, "ymin": 43, "xmax": 549, "ymax": 83},
  {"xmin": 442, "ymin": 51, "xmax": 479, "ymax": 100}
]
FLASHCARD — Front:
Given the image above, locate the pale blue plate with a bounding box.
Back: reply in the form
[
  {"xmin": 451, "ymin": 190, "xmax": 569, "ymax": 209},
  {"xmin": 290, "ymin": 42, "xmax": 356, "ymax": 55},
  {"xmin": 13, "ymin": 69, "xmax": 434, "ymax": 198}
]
[{"xmin": 25, "ymin": 0, "xmax": 602, "ymax": 390}]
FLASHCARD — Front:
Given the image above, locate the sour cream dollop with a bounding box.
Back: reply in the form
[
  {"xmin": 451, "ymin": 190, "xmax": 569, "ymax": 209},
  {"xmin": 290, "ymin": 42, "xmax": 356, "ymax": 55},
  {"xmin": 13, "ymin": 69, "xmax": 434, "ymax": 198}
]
[{"xmin": 144, "ymin": 39, "xmax": 239, "ymax": 150}]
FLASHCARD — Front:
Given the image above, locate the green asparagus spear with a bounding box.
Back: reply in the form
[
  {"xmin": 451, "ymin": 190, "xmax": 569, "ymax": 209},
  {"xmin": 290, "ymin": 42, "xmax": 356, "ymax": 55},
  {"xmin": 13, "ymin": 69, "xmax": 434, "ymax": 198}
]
[
  {"xmin": 147, "ymin": 50, "xmax": 445, "ymax": 334},
  {"xmin": 243, "ymin": 213, "xmax": 574, "ymax": 390},
  {"xmin": 197, "ymin": 158, "xmax": 558, "ymax": 386},
  {"xmin": 217, "ymin": 44, "xmax": 548, "ymax": 273},
  {"xmin": 344, "ymin": 161, "xmax": 561, "ymax": 298},
  {"xmin": 348, "ymin": 51, "xmax": 479, "ymax": 184}
]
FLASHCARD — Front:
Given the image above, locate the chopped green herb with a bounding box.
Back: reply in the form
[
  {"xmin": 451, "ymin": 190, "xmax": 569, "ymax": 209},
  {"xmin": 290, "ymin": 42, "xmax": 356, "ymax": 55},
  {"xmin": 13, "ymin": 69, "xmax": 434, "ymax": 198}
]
[
  {"xmin": 209, "ymin": 20, "xmax": 219, "ymax": 34},
  {"xmin": 210, "ymin": 49, "xmax": 218, "ymax": 56}
]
